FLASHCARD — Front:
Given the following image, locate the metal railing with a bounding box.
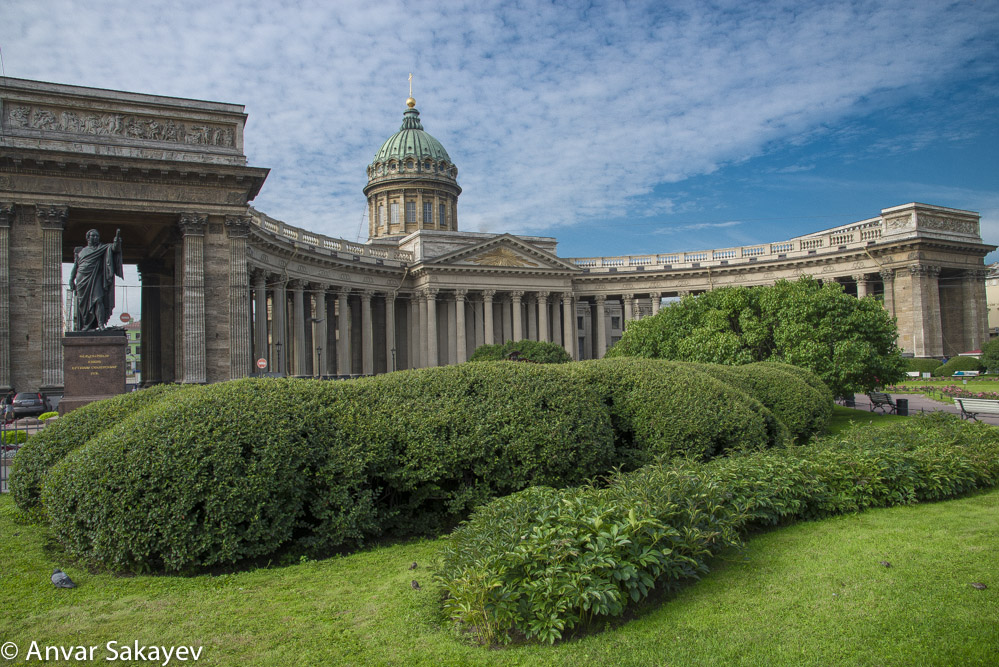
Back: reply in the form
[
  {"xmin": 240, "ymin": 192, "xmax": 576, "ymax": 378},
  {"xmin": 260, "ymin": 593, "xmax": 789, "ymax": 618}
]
[{"xmin": 1, "ymin": 418, "xmax": 50, "ymax": 493}]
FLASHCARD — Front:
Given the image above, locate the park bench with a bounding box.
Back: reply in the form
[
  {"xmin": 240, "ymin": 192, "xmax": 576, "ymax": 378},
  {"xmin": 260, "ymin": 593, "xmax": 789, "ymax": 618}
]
[
  {"xmin": 867, "ymin": 392, "xmax": 897, "ymax": 414},
  {"xmin": 954, "ymin": 398, "xmax": 999, "ymax": 422}
]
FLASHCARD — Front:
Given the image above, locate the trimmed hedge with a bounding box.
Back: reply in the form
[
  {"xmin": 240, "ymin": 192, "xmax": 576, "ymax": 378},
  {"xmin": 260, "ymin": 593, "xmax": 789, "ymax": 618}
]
[
  {"xmin": 561, "ymin": 358, "xmax": 786, "ymax": 466},
  {"xmin": 40, "ymin": 364, "xmax": 618, "ymax": 571},
  {"xmin": 11, "ymin": 384, "xmax": 190, "ymax": 512},
  {"xmin": 680, "ymin": 362, "xmax": 832, "ymax": 443},
  {"xmin": 29, "ymin": 359, "xmax": 833, "ymax": 572},
  {"xmin": 468, "ymin": 340, "xmax": 572, "ymax": 364},
  {"xmin": 931, "ymin": 356, "xmax": 983, "ymax": 377},
  {"xmin": 434, "ymin": 414, "xmax": 999, "ymax": 644},
  {"xmin": 905, "ymin": 357, "xmax": 943, "ymax": 374}
]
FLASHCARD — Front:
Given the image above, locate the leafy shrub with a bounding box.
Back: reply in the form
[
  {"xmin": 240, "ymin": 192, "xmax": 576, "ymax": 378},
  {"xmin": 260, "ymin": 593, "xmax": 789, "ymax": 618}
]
[
  {"xmin": 11, "ymin": 384, "xmax": 190, "ymax": 512},
  {"xmin": 434, "ymin": 414, "xmax": 999, "ymax": 644},
  {"xmin": 468, "ymin": 340, "xmax": 572, "ymax": 364},
  {"xmin": 38, "ymin": 411, "xmax": 58, "ymax": 421},
  {"xmin": 680, "ymin": 362, "xmax": 832, "ymax": 443},
  {"xmin": 931, "ymin": 356, "xmax": 983, "ymax": 377},
  {"xmin": 41, "ymin": 364, "xmax": 617, "ymax": 571},
  {"xmin": 562, "ymin": 358, "xmax": 786, "ymax": 466},
  {"xmin": 905, "ymin": 357, "xmax": 942, "ymax": 374},
  {"xmin": 2, "ymin": 430, "xmax": 28, "ymax": 445}
]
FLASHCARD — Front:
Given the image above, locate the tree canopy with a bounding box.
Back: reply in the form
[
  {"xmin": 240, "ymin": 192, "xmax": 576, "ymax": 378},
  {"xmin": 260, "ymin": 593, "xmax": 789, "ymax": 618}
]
[{"xmin": 606, "ymin": 276, "xmax": 906, "ymax": 397}]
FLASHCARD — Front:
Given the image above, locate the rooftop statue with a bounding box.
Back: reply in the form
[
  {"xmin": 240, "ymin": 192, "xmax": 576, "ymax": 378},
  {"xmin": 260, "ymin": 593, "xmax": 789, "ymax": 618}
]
[{"xmin": 69, "ymin": 228, "xmax": 124, "ymax": 331}]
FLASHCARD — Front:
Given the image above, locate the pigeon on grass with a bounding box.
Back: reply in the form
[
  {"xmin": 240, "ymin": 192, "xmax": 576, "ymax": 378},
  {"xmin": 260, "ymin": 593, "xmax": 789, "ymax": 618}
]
[{"xmin": 51, "ymin": 568, "xmax": 76, "ymax": 588}]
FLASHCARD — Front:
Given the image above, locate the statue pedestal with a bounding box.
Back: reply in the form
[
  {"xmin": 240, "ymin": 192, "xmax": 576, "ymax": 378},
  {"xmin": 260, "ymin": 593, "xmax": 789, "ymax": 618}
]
[{"xmin": 59, "ymin": 330, "xmax": 127, "ymax": 415}]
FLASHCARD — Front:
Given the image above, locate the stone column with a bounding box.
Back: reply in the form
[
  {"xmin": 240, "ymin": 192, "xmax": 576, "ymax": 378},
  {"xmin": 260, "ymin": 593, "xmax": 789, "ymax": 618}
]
[
  {"xmin": 138, "ymin": 260, "xmax": 164, "ymax": 386},
  {"xmin": 337, "ymin": 289, "xmax": 351, "ymax": 375},
  {"xmin": 417, "ymin": 292, "xmax": 428, "ymax": 368},
  {"xmin": 907, "ymin": 265, "xmax": 943, "ymax": 357},
  {"xmin": 179, "ymin": 213, "xmax": 207, "ymax": 384},
  {"xmin": 314, "ymin": 284, "xmax": 329, "ymax": 376},
  {"xmin": 472, "ymin": 296, "xmax": 484, "ymax": 351},
  {"xmin": 482, "ymin": 290, "xmax": 496, "ymax": 345},
  {"xmin": 975, "ymin": 269, "xmax": 990, "ymax": 350},
  {"xmin": 550, "ymin": 295, "xmax": 561, "ymax": 346},
  {"xmin": 511, "ymin": 291, "xmax": 524, "ymax": 342},
  {"xmin": 651, "ymin": 292, "xmax": 662, "ymax": 316},
  {"xmin": 964, "ymin": 269, "xmax": 986, "ymax": 352},
  {"xmin": 0, "ymin": 204, "xmax": 11, "ymax": 391},
  {"xmin": 385, "ymin": 292, "xmax": 396, "ymax": 372},
  {"xmin": 253, "ymin": 270, "xmax": 269, "ymax": 365},
  {"xmin": 562, "ymin": 293, "xmax": 575, "ymax": 359},
  {"xmin": 324, "ymin": 288, "xmax": 336, "ymax": 373},
  {"xmin": 880, "ymin": 269, "xmax": 895, "ymax": 318},
  {"xmin": 272, "ymin": 279, "xmax": 287, "ymax": 375},
  {"xmin": 594, "ymin": 294, "xmax": 608, "ymax": 359},
  {"xmin": 359, "ymin": 290, "xmax": 374, "ymax": 375},
  {"xmin": 536, "ymin": 292, "xmax": 550, "ymax": 342},
  {"xmin": 425, "ymin": 288, "xmax": 439, "ymax": 367},
  {"xmin": 526, "ymin": 295, "xmax": 537, "ymax": 341},
  {"xmin": 225, "ymin": 216, "xmax": 252, "ymax": 379},
  {"xmin": 408, "ymin": 295, "xmax": 418, "ymax": 369},
  {"xmin": 37, "ymin": 205, "xmax": 67, "ymax": 391},
  {"xmin": 455, "ymin": 289, "xmax": 468, "ymax": 363},
  {"xmin": 854, "ymin": 275, "xmax": 871, "ymax": 299},
  {"xmin": 290, "ymin": 280, "xmax": 306, "ymax": 376},
  {"xmin": 623, "ymin": 294, "xmax": 635, "ymax": 328}
]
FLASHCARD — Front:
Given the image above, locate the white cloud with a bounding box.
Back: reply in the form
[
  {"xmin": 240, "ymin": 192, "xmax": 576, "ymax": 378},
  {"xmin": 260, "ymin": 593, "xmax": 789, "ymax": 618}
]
[{"xmin": 2, "ymin": 0, "xmax": 997, "ymax": 245}]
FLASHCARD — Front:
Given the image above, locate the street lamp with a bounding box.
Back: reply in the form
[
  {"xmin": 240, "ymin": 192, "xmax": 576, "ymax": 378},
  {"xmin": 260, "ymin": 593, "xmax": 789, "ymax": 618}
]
[
  {"xmin": 275, "ymin": 341, "xmax": 283, "ymax": 376},
  {"xmin": 316, "ymin": 346, "xmax": 322, "ymax": 379}
]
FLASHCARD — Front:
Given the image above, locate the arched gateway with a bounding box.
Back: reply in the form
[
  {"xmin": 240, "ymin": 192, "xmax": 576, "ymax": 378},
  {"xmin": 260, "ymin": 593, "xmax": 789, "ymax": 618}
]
[{"xmin": 1, "ymin": 78, "xmax": 994, "ymax": 395}]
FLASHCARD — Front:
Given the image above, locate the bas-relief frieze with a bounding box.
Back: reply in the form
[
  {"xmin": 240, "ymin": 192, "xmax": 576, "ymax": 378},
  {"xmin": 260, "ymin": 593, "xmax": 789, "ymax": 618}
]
[
  {"xmin": 4, "ymin": 103, "xmax": 236, "ymax": 148},
  {"xmin": 918, "ymin": 216, "xmax": 978, "ymax": 235}
]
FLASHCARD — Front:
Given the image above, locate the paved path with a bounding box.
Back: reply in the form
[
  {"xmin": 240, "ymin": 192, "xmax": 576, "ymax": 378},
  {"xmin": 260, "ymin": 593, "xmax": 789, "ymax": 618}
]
[{"xmin": 847, "ymin": 393, "xmax": 999, "ymax": 426}]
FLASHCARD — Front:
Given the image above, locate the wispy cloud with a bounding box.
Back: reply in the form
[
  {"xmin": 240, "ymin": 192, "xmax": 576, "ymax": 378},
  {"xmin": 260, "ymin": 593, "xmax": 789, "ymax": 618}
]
[
  {"xmin": 2, "ymin": 0, "xmax": 997, "ymax": 246},
  {"xmin": 653, "ymin": 221, "xmax": 742, "ymax": 235}
]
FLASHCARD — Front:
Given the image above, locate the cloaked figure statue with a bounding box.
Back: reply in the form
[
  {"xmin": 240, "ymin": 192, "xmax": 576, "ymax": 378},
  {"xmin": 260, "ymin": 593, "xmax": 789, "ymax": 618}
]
[{"xmin": 69, "ymin": 228, "xmax": 123, "ymax": 331}]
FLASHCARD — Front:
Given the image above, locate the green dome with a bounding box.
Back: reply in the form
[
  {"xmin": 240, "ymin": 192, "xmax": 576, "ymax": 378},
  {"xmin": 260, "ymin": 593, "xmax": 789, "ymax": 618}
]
[{"xmin": 372, "ymin": 106, "xmax": 452, "ymax": 165}]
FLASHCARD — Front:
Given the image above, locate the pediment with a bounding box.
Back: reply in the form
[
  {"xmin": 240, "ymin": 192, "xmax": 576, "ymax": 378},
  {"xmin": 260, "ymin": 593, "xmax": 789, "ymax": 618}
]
[{"xmin": 425, "ymin": 234, "xmax": 579, "ymax": 272}]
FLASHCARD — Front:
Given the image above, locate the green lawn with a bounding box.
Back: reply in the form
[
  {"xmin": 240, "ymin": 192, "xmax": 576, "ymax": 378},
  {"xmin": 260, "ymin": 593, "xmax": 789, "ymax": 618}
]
[
  {"xmin": 892, "ymin": 378, "xmax": 998, "ymax": 403},
  {"xmin": 2, "ymin": 480, "xmax": 996, "ymax": 665},
  {"xmin": 825, "ymin": 404, "xmax": 907, "ymax": 435}
]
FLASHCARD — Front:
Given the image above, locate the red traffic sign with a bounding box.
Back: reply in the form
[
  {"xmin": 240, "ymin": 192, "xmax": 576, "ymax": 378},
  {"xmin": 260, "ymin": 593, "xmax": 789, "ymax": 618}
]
[
  {"xmin": 256, "ymin": 358, "xmax": 268, "ymax": 369},
  {"xmin": 120, "ymin": 313, "xmax": 131, "ymax": 323}
]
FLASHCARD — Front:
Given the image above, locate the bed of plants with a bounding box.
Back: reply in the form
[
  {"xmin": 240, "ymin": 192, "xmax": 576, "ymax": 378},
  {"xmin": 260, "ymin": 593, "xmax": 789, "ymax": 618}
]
[
  {"xmin": 433, "ymin": 414, "xmax": 999, "ymax": 644},
  {"xmin": 11, "ymin": 359, "xmax": 830, "ymax": 573}
]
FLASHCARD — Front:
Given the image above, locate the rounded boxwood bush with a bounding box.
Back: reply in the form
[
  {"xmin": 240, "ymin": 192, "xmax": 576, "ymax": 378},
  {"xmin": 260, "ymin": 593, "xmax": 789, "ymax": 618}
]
[
  {"xmin": 906, "ymin": 357, "xmax": 943, "ymax": 374},
  {"xmin": 683, "ymin": 362, "xmax": 832, "ymax": 443},
  {"xmin": 11, "ymin": 384, "xmax": 190, "ymax": 512},
  {"xmin": 42, "ymin": 364, "xmax": 617, "ymax": 571},
  {"xmin": 563, "ymin": 358, "xmax": 784, "ymax": 466},
  {"xmin": 468, "ymin": 339, "xmax": 572, "ymax": 364},
  {"xmin": 931, "ymin": 356, "xmax": 983, "ymax": 377}
]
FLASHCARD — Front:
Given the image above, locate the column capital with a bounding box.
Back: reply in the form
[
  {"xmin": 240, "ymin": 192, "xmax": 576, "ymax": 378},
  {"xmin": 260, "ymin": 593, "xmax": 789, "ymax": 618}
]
[
  {"xmin": 647, "ymin": 291, "xmax": 661, "ymax": 299},
  {"xmin": 879, "ymin": 268, "xmax": 895, "ymax": 282},
  {"xmin": 481, "ymin": 289, "xmax": 496, "ymax": 301},
  {"xmin": 36, "ymin": 204, "xmax": 68, "ymax": 230},
  {"xmin": 359, "ymin": 290, "xmax": 374, "ymax": 301},
  {"xmin": 561, "ymin": 292, "xmax": 574, "ymax": 302},
  {"xmin": 178, "ymin": 212, "xmax": 207, "ymax": 236},
  {"xmin": 536, "ymin": 291, "xmax": 550, "ymax": 301},
  {"xmin": 454, "ymin": 288, "xmax": 468, "ymax": 300},
  {"xmin": 594, "ymin": 294, "xmax": 608, "ymax": 304},
  {"xmin": 423, "ymin": 287, "xmax": 439, "ymax": 299},
  {"xmin": 909, "ymin": 264, "xmax": 940, "ymax": 277},
  {"xmin": 224, "ymin": 215, "xmax": 252, "ymax": 238},
  {"xmin": 0, "ymin": 203, "xmax": 14, "ymax": 228},
  {"xmin": 852, "ymin": 274, "xmax": 869, "ymax": 283},
  {"xmin": 288, "ymin": 279, "xmax": 306, "ymax": 291},
  {"xmin": 967, "ymin": 268, "xmax": 989, "ymax": 279},
  {"xmin": 510, "ymin": 290, "xmax": 525, "ymax": 300}
]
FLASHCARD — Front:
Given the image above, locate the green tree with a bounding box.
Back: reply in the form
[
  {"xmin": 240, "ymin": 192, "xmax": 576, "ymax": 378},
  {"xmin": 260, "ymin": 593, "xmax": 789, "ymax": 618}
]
[
  {"xmin": 606, "ymin": 276, "xmax": 906, "ymax": 397},
  {"xmin": 980, "ymin": 338, "xmax": 999, "ymax": 374}
]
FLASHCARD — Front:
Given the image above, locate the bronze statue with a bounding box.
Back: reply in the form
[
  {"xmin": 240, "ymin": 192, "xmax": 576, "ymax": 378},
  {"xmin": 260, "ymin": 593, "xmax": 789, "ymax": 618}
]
[{"xmin": 69, "ymin": 228, "xmax": 123, "ymax": 331}]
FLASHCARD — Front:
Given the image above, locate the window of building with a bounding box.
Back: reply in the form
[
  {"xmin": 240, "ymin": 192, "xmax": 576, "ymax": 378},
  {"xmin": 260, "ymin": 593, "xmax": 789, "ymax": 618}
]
[
  {"xmin": 611, "ymin": 316, "xmax": 621, "ymax": 329},
  {"xmin": 136, "ymin": 346, "xmax": 141, "ymax": 355},
  {"xmin": 423, "ymin": 202, "xmax": 433, "ymax": 224},
  {"xmin": 378, "ymin": 205, "xmax": 385, "ymax": 228},
  {"xmin": 134, "ymin": 333, "xmax": 141, "ymax": 340},
  {"xmin": 390, "ymin": 203, "xmax": 400, "ymax": 227},
  {"xmin": 577, "ymin": 316, "xmax": 584, "ymax": 330},
  {"xmin": 439, "ymin": 203, "xmax": 447, "ymax": 229},
  {"xmin": 405, "ymin": 201, "xmax": 416, "ymax": 224}
]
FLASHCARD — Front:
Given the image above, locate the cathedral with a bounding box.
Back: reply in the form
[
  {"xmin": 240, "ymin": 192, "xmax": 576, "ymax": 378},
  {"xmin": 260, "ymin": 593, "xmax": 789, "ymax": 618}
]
[{"xmin": 0, "ymin": 77, "xmax": 993, "ymax": 394}]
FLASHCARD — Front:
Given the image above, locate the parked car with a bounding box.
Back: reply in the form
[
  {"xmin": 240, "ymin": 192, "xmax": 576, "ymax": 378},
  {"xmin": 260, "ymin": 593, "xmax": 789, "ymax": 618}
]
[{"xmin": 11, "ymin": 392, "xmax": 49, "ymax": 417}]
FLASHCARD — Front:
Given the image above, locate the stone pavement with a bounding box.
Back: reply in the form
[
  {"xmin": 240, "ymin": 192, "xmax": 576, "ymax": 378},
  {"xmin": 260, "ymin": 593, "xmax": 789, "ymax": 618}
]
[{"xmin": 847, "ymin": 393, "xmax": 999, "ymax": 426}]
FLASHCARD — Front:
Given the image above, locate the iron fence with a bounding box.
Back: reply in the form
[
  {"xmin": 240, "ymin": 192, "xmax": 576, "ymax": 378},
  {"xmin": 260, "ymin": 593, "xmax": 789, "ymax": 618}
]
[{"xmin": 1, "ymin": 420, "xmax": 45, "ymax": 493}]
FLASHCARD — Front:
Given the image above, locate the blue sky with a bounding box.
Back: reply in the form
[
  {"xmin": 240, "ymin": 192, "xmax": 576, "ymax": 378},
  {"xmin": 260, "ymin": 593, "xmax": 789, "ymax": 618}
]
[{"xmin": 4, "ymin": 0, "xmax": 998, "ymax": 266}]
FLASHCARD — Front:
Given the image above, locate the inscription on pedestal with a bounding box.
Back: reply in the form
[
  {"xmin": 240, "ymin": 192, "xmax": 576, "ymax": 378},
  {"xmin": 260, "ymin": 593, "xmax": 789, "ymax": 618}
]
[{"xmin": 60, "ymin": 331, "xmax": 127, "ymax": 414}]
